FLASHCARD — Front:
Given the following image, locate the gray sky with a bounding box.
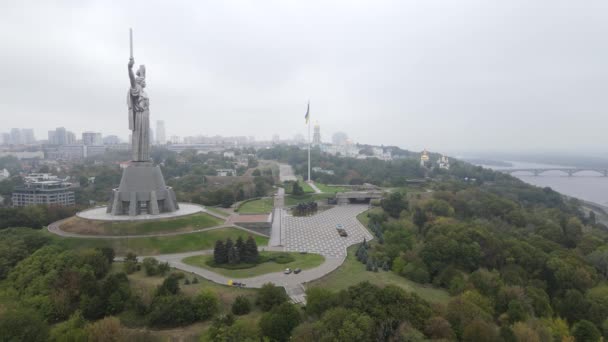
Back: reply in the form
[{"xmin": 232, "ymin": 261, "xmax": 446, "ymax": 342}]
[{"xmin": 1, "ymin": 0, "xmax": 607, "ymax": 153}]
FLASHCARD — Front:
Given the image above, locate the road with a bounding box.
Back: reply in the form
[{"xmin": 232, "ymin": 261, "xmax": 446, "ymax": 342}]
[{"xmin": 279, "ymin": 163, "xmax": 297, "ymax": 182}]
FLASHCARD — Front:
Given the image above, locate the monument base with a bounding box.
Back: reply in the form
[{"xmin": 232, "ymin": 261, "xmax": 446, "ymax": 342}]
[{"xmin": 106, "ymin": 161, "xmax": 179, "ymax": 216}]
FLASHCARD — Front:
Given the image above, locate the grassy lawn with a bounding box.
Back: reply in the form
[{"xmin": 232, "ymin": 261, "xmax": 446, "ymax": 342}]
[
  {"xmin": 285, "ymin": 193, "xmax": 335, "ymax": 206},
  {"xmin": 60, "ymin": 213, "xmax": 224, "ymax": 236},
  {"xmin": 48, "ymin": 227, "xmax": 268, "ymax": 256},
  {"xmin": 356, "ymin": 207, "xmax": 384, "ymax": 228},
  {"xmin": 315, "ymin": 183, "xmax": 349, "ymax": 193},
  {"xmin": 205, "ymin": 207, "xmax": 231, "ymax": 218},
  {"xmin": 182, "ymin": 251, "xmax": 325, "ymax": 278},
  {"xmin": 237, "ymin": 198, "xmax": 274, "ymax": 214},
  {"xmin": 298, "ymin": 180, "xmax": 315, "ymax": 193},
  {"xmin": 114, "ymin": 263, "xmax": 263, "ymax": 339},
  {"xmin": 307, "ymin": 245, "xmax": 451, "ymax": 305}
]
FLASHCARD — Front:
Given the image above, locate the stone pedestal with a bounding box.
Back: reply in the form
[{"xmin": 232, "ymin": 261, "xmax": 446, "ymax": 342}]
[{"xmin": 106, "ymin": 161, "xmax": 179, "ymax": 216}]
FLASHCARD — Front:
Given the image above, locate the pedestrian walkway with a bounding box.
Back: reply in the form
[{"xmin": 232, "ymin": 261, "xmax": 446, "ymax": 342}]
[{"xmin": 308, "ymin": 181, "xmax": 322, "ymax": 194}]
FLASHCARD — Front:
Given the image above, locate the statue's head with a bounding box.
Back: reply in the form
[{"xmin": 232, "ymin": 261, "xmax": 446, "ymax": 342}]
[{"xmin": 135, "ymin": 65, "xmax": 146, "ymax": 88}]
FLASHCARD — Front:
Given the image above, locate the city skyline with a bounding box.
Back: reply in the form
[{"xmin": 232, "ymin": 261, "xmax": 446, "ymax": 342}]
[{"xmin": 2, "ymin": 1, "xmax": 607, "ymax": 155}]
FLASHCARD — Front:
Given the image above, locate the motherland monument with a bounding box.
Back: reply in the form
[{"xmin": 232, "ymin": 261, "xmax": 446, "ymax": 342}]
[{"xmin": 106, "ymin": 29, "xmax": 179, "ymax": 216}]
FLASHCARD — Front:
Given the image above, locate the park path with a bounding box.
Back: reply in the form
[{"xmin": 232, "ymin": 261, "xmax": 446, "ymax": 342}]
[
  {"xmin": 146, "ymin": 247, "xmax": 345, "ymax": 289},
  {"xmin": 279, "ymin": 163, "xmax": 297, "ymax": 182},
  {"xmin": 308, "ymin": 181, "xmax": 322, "ymax": 194}
]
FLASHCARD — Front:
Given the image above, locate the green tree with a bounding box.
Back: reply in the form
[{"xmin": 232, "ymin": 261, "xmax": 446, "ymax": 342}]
[
  {"xmin": 213, "ymin": 240, "xmax": 227, "ymax": 264},
  {"xmin": 381, "ymin": 192, "xmax": 407, "ymax": 218},
  {"xmin": 572, "ymin": 320, "xmax": 601, "ymax": 342},
  {"xmin": 142, "ymin": 257, "xmax": 160, "ymax": 276},
  {"xmin": 232, "ymin": 295, "xmax": 252, "ymax": 315},
  {"xmin": 305, "ymin": 287, "xmax": 337, "ymax": 317},
  {"xmin": 123, "ymin": 252, "xmax": 138, "ymax": 274},
  {"xmin": 257, "ymin": 283, "xmax": 289, "ymax": 311},
  {"xmin": 155, "ymin": 273, "xmax": 181, "ymax": 297},
  {"xmin": 259, "ymin": 303, "xmax": 302, "ymax": 342},
  {"xmin": 49, "ymin": 311, "xmax": 87, "ymax": 342},
  {"xmin": 0, "ymin": 307, "xmax": 49, "ymax": 342},
  {"xmin": 193, "ymin": 290, "xmax": 219, "ymax": 321},
  {"xmin": 309, "ymin": 307, "xmax": 375, "ymax": 342}
]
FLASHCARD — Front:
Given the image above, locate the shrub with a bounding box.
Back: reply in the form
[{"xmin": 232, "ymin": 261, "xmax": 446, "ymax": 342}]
[
  {"xmin": 193, "ymin": 290, "xmax": 219, "ymax": 321},
  {"xmin": 142, "ymin": 257, "xmax": 159, "ymax": 276},
  {"xmin": 232, "ymin": 295, "xmax": 252, "ymax": 315}
]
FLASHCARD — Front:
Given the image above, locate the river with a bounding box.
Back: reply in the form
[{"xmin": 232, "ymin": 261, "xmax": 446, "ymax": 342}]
[{"xmin": 478, "ymin": 161, "xmax": 608, "ymax": 207}]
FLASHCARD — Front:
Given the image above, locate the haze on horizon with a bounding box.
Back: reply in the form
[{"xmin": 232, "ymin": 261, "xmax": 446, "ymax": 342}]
[{"xmin": 1, "ymin": 0, "xmax": 607, "ymax": 155}]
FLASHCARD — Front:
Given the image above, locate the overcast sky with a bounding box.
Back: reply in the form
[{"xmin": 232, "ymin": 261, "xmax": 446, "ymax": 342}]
[{"xmin": 1, "ymin": 0, "xmax": 607, "ymax": 154}]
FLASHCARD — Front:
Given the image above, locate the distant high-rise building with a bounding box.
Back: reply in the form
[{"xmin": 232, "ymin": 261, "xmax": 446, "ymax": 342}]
[
  {"xmin": 10, "ymin": 128, "xmax": 21, "ymax": 145},
  {"xmin": 55, "ymin": 127, "xmax": 67, "ymax": 145},
  {"xmin": 272, "ymin": 134, "xmax": 280, "ymax": 144},
  {"xmin": 0, "ymin": 133, "xmax": 10, "ymax": 145},
  {"xmin": 21, "ymin": 129, "xmax": 35, "ymax": 144},
  {"xmin": 103, "ymin": 135, "xmax": 121, "ymax": 145},
  {"xmin": 82, "ymin": 131, "xmax": 102, "ymax": 146},
  {"xmin": 313, "ymin": 122, "xmax": 321, "ymax": 146},
  {"xmin": 156, "ymin": 120, "xmax": 166, "ymax": 145},
  {"xmin": 332, "ymin": 132, "xmax": 348, "ymax": 146},
  {"xmin": 66, "ymin": 131, "xmax": 76, "ymax": 145},
  {"xmin": 47, "ymin": 130, "xmax": 57, "ymax": 144}
]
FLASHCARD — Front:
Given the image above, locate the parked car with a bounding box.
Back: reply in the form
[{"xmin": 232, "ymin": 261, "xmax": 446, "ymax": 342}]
[
  {"xmin": 284, "ymin": 268, "xmax": 292, "ymax": 274},
  {"xmin": 294, "ymin": 268, "xmax": 302, "ymax": 274},
  {"xmin": 337, "ymin": 228, "xmax": 348, "ymax": 237}
]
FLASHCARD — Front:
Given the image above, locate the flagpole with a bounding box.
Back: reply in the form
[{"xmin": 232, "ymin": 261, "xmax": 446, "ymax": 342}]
[{"xmin": 307, "ymin": 103, "xmax": 311, "ymax": 183}]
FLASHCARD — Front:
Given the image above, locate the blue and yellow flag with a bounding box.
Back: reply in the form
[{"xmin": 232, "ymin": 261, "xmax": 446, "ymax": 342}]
[{"xmin": 304, "ymin": 102, "xmax": 310, "ymax": 124}]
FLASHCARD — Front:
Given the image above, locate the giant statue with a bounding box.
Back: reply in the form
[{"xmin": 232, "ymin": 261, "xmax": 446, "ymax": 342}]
[
  {"xmin": 127, "ymin": 59, "xmax": 150, "ymax": 161},
  {"xmin": 106, "ymin": 29, "xmax": 178, "ymax": 216}
]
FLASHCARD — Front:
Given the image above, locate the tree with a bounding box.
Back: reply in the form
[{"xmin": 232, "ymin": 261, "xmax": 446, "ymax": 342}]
[
  {"xmin": 235, "ymin": 236, "xmax": 245, "ymax": 259},
  {"xmin": 243, "ymin": 235, "xmax": 259, "ymax": 263},
  {"xmin": 308, "ymin": 307, "xmax": 375, "ymax": 342},
  {"xmin": 291, "ymin": 181, "xmax": 304, "ymax": 196},
  {"xmin": 193, "ymin": 290, "xmax": 219, "ymax": 320},
  {"xmin": 462, "ymin": 319, "xmax": 499, "ymax": 342},
  {"xmin": 123, "ymin": 252, "xmax": 138, "ymax": 274},
  {"xmin": 232, "ymin": 295, "xmax": 252, "ymax": 315},
  {"xmin": 259, "ymin": 303, "xmax": 302, "ymax": 342},
  {"xmin": 142, "ymin": 257, "xmax": 160, "ymax": 276},
  {"xmin": 0, "ymin": 307, "xmax": 49, "ymax": 342},
  {"xmin": 424, "ymin": 316, "xmax": 455, "ymax": 340},
  {"xmin": 213, "ymin": 240, "xmax": 227, "ymax": 264},
  {"xmin": 305, "ymin": 287, "xmax": 337, "ymax": 317},
  {"xmin": 97, "ymin": 247, "xmax": 115, "ymax": 264},
  {"xmin": 381, "ymin": 192, "xmax": 407, "ymax": 218},
  {"xmin": 147, "ymin": 295, "xmax": 198, "ymax": 327},
  {"xmin": 257, "ymin": 283, "xmax": 289, "ymax": 311},
  {"xmin": 49, "ymin": 311, "xmax": 87, "ymax": 342},
  {"xmin": 413, "ymin": 207, "xmax": 427, "ymax": 233},
  {"xmin": 155, "ymin": 273, "xmax": 181, "ymax": 297},
  {"xmin": 572, "ymin": 320, "xmax": 601, "ymax": 342},
  {"xmin": 86, "ymin": 317, "xmax": 124, "ymax": 342}
]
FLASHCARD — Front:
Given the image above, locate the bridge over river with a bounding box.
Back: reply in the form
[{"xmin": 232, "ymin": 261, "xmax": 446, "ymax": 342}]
[{"xmin": 498, "ymin": 168, "xmax": 608, "ymax": 177}]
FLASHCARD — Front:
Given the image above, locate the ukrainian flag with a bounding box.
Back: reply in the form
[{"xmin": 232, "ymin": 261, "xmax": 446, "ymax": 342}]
[{"xmin": 304, "ymin": 102, "xmax": 310, "ymax": 124}]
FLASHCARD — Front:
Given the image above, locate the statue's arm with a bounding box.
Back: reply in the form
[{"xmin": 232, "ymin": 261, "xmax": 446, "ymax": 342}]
[{"xmin": 128, "ymin": 57, "xmax": 136, "ymax": 88}]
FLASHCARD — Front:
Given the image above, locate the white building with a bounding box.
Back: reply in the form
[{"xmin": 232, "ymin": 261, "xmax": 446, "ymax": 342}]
[
  {"xmin": 216, "ymin": 168, "xmax": 237, "ymax": 177},
  {"xmin": 437, "ymin": 155, "xmax": 450, "ymax": 170},
  {"xmin": 82, "ymin": 132, "xmax": 103, "ymax": 146}
]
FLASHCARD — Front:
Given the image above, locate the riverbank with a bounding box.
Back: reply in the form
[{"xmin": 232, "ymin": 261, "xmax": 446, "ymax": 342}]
[{"xmin": 577, "ymin": 199, "xmax": 608, "ymax": 226}]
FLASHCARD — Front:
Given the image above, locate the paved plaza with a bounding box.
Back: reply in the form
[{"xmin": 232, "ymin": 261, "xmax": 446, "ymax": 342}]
[
  {"xmin": 77, "ymin": 203, "xmax": 203, "ymax": 221},
  {"xmin": 281, "ymin": 204, "xmax": 373, "ymax": 258}
]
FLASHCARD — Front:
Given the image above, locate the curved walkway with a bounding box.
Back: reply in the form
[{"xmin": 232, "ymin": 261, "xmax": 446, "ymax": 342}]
[{"xmin": 145, "ymin": 248, "xmax": 345, "ymax": 289}]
